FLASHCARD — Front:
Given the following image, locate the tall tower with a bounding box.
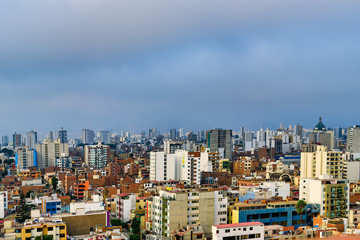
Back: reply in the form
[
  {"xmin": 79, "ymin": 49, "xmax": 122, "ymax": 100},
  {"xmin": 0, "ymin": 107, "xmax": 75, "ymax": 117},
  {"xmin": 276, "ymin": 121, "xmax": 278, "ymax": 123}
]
[{"xmin": 206, "ymin": 129, "xmax": 232, "ymax": 159}]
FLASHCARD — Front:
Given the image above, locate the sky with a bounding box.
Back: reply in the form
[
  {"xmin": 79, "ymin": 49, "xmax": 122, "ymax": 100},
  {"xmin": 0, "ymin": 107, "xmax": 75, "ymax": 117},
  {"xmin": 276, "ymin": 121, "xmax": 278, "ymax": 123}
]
[{"xmin": 1, "ymin": 0, "xmax": 360, "ymax": 138}]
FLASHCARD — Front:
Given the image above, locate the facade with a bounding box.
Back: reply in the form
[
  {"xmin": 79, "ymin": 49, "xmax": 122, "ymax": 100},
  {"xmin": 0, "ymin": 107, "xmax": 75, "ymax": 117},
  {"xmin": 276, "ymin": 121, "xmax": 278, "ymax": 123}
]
[
  {"xmin": 116, "ymin": 194, "xmax": 136, "ymax": 222},
  {"xmin": 163, "ymin": 140, "xmax": 183, "ymax": 154},
  {"xmin": 299, "ymin": 177, "xmax": 349, "ymax": 219},
  {"xmin": 99, "ymin": 130, "xmax": 111, "ymax": 144},
  {"xmin": 347, "ymin": 125, "xmax": 360, "ymax": 155},
  {"xmin": 259, "ymin": 181, "xmax": 290, "ymax": 200},
  {"xmin": 15, "ymin": 147, "xmax": 37, "ymax": 170},
  {"xmin": 300, "ymin": 145, "xmax": 343, "ymax": 179},
  {"xmin": 56, "ymin": 157, "xmax": 72, "ymax": 169},
  {"xmin": 21, "ymin": 222, "xmax": 67, "ymax": 240},
  {"xmin": 206, "ymin": 129, "xmax": 233, "ymax": 160},
  {"xmin": 58, "ymin": 128, "xmax": 68, "ymax": 143},
  {"xmin": 232, "ymin": 201, "xmax": 319, "ymax": 229},
  {"xmin": 82, "ymin": 129, "xmax": 95, "ymax": 144},
  {"xmin": 42, "ymin": 197, "xmax": 62, "ymax": 215},
  {"xmin": 25, "ymin": 130, "xmax": 37, "ymax": 149},
  {"xmin": 2, "ymin": 135, "xmax": 9, "ymax": 146},
  {"xmin": 212, "ymin": 222, "xmax": 264, "ymax": 240},
  {"xmin": 150, "ymin": 190, "xmax": 217, "ymax": 238},
  {"xmin": 84, "ymin": 143, "xmax": 110, "ymax": 168},
  {"xmin": 150, "ymin": 150, "xmax": 212, "ymax": 184},
  {"xmin": 0, "ymin": 191, "xmax": 8, "ymax": 218},
  {"xmin": 13, "ymin": 132, "xmax": 22, "ymax": 150},
  {"xmin": 36, "ymin": 139, "xmax": 69, "ymax": 169}
]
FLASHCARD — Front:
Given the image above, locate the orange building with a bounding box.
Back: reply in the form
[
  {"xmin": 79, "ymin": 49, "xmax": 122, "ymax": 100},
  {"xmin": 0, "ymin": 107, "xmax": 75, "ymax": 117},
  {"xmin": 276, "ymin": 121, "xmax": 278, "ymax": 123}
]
[{"xmin": 74, "ymin": 180, "xmax": 89, "ymax": 200}]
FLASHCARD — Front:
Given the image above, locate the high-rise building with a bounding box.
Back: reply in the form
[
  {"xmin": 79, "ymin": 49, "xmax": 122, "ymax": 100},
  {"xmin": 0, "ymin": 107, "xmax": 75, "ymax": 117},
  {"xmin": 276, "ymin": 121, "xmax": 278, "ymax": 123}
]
[
  {"xmin": 99, "ymin": 130, "xmax": 111, "ymax": 144},
  {"xmin": 169, "ymin": 128, "xmax": 177, "ymax": 140},
  {"xmin": 81, "ymin": 129, "xmax": 95, "ymax": 144},
  {"xmin": 301, "ymin": 145, "xmax": 343, "ymax": 179},
  {"xmin": 12, "ymin": 132, "xmax": 22, "ymax": 150},
  {"xmin": 300, "ymin": 177, "xmax": 349, "ymax": 219},
  {"xmin": 149, "ymin": 189, "xmax": 227, "ymax": 238},
  {"xmin": 26, "ymin": 130, "xmax": 37, "ymax": 149},
  {"xmin": 36, "ymin": 139, "xmax": 69, "ymax": 169},
  {"xmin": 294, "ymin": 123, "xmax": 303, "ymax": 137},
  {"xmin": 206, "ymin": 129, "xmax": 232, "ymax": 159},
  {"xmin": 149, "ymin": 128, "xmax": 157, "ymax": 139},
  {"xmin": 150, "ymin": 150, "xmax": 212, "ymax": 184},
  {"xmin": 15, "ymin": 147, "xmax": 37, "ymax": 169},
  {"xmin": 84, "ymin": 143, "xmax": 110, "ymax": 168},
  {"xmin": 347, "ymin": 125, "xmax": 360, "ymax": 155},
  {"xmin": 58, "ymin": 128, "xmax": 68, "ymax": 143},
  {"xmin": 1, "ymin": 136, "xmax": 9, "ymax": 146}
]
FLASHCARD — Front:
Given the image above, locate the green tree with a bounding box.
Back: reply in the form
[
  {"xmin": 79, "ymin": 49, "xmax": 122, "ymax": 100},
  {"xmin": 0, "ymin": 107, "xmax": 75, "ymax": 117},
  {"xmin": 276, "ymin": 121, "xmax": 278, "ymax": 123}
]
[
  {"xmin": 110, "ymin": 219, "xmax": 129, "ymax": 230},
  {"xmin": 35, "ymin": 235, "xmax": 53, "ymax": 240},
  {"xmin": 51, "ymin": 177, "xmax": 58, "ymax": 192},
  {"xmin": 16, "ymin": 194, "xmax": 34, "ymax": 223},
  {"xmin": 295, "ymin": 200, "xmax": 307, "ymax": 226},
  {"xmin": 131, "ymin": 217, "xmax": 140, "ymax": 234}
]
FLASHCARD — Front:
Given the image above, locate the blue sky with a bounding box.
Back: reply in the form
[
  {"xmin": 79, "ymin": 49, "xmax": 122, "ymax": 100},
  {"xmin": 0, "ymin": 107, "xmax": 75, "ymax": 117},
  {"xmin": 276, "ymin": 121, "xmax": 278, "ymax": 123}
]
[{"xmin": 0, "ymin": 0, "xmax": 360, "ymax": 137}]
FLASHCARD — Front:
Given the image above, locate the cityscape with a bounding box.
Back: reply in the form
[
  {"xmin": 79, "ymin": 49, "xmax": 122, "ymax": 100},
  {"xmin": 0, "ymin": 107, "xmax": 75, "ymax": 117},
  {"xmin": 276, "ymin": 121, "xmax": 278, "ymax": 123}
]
[
  {"xmin": 0, "ymin": 119, "xmax": 360, "ymax": 239},
  {"xmin": 2, "ymin": 1, "xmax": 360, "ymax": 240}
]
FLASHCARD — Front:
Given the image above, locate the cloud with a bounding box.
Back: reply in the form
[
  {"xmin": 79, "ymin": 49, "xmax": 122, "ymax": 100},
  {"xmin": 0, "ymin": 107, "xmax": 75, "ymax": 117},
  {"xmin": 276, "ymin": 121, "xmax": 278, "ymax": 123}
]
[{"xmin": 0, "ymin": 0, "xmax": 360, "ymax": 137}]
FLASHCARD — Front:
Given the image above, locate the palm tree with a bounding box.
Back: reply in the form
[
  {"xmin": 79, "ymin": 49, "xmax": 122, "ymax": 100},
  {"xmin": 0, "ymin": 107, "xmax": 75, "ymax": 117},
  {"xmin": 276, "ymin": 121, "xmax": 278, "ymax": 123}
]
[{"xmin": 295, "ymin": 200, "xmax": 307, "ymax": 227}]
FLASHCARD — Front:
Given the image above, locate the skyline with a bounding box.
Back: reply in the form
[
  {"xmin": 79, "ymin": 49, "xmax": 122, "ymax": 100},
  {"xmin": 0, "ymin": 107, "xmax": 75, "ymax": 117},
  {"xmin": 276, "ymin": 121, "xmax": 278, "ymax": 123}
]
[{"xmin": 1, "ymin": 1, "xmax": 360, "ymax": 135}]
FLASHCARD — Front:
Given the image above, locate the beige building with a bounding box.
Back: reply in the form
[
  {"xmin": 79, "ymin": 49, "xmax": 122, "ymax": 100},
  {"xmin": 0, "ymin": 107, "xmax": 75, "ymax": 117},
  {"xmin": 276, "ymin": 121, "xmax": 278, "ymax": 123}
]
[
  {"xmin": 149, "ymin": 189, "xmax": 227, "ymax": 239},
  {"xmin": 36, "ymin": 138, "xmax": 69, "ymax": 169},
  {"xmin": 301, "ymin": 145, "xmax": 343, "ymax": 179}
]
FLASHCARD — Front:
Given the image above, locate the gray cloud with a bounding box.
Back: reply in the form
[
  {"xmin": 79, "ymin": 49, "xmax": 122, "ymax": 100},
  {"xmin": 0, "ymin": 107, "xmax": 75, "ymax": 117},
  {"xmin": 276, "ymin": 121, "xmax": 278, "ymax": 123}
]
[{"xmin": 1, "ymin": 0, "xmax": 360, "ymax": 137}]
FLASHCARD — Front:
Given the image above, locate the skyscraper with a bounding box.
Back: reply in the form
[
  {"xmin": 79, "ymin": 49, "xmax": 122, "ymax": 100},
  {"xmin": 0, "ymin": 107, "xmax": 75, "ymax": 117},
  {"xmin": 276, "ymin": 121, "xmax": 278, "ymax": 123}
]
[
  {"xmin": 36, "ymin": 138, "xmax": 69, "ymax": 169},
  {"xmin": 82, "ymin": 129, "xmax": 95, "ymax": 144},
  {"xmin": 99, "ymin": 130, "xmax": 111, "ymax": 144},
  {"xmin": 169, "ymin": 128, "xmax": 177, "ymax": 140},
  {"xmin": 1, "ymin": 136, "xmax": 9, "ymax": 146},
  {"xmin": 347, "ymin": 125, "xmax": 360, "ymax": 155},
  {"xmin": 206, "ymin": 129, "xmax": 232, "ymax": 159},
  {"xmin": 12, "ymin": 132, "xmax": 22, "ymax": 150},
  {"xmin": 26, "ymin": 130, "xmax": 38, "ymax": 149},
  {"xmin": 58, "ymin": 128, "xmax": 68, "ymax": 143}
]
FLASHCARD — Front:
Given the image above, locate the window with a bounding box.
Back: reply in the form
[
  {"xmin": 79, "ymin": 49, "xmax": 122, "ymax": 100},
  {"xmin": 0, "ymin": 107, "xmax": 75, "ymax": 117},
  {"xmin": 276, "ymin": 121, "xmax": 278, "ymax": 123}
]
[
  {"xmin": 225, "ymin": 229, "xmax": 230, "ymax": 233},
  {"xmin": 250, "ymin": 227, "xmax": 253, "ymax": 230}
]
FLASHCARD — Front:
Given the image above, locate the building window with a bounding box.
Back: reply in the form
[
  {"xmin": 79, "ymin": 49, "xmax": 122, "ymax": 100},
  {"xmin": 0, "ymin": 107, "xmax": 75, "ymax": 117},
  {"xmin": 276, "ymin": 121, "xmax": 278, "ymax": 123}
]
[{"xmin": 225, "ymin": 229, "xmax": 230, "ymax": 233}]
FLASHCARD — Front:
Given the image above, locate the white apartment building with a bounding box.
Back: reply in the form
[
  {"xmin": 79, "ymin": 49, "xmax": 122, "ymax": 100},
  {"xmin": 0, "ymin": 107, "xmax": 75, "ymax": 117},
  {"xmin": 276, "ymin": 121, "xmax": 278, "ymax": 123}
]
[
  {"xmin": 36, "ymin": 138, "xmax": 69, "ymax": 169},
  {"xmin": 150, "ymin": 149, "xmax": 212, "ymax": 184},
  {"xmin": 214, "ymin": 190, "xmax": 228, "ymax": 225},
  {"xmin": 116, "ymin": 194, "xmax": 136, "ymax": 222},
  {"xmin": 300, "ymin": 176, "xmax": 349, "ymax": 218},
  {"xmin": 212, "ymin": 222, "xmax": 264, "ymax": 240},
  {"xmin": 259, "ymin": 181, "xmax": 290, "ymax": 200},
  {"xmin": 0, "ymin": 191, "xmax": 8, "ymax": 218}
]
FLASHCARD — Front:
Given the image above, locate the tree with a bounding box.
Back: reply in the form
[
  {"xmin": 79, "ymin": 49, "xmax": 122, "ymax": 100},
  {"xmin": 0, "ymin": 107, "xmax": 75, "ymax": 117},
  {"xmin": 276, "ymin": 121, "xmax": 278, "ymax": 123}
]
[
  {"xmin": 16, "ymin": 194, "xmax": 34, "ymax": 223},
  {"xmin": 295, "ymin": 200, "xmax": 307, "ymax": 226},
  {"xmin": 110, "ymin": 219, "xmax": 129, "ymax": 230},
  {"xmin": 130, "ymin": 217, "xmax": 141, "ymax": 240},
  {"xmin": 51, "ymin": 177, "xmax": 58, "ymax": 192}
]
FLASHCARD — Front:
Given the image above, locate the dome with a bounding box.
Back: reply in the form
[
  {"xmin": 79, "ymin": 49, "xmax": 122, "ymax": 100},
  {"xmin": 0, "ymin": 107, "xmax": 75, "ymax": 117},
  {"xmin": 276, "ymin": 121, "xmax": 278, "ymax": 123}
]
[{"xmin": 314, "ymin": 117, "xmax": 326, "ymax": 131}]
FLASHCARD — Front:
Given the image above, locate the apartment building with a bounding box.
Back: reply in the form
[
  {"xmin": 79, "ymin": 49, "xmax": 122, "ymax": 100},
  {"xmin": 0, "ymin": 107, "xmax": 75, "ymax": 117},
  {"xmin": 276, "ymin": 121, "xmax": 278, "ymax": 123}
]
[
  {"xmin": 149, "ymin": 189, "xmax": 227, "ymax": 238},
  {"xmin": 301, "ymin": 145, "xmax": 343, "ymax": 179},
  {"xmin": 300, "ymin": 176, "xmax": 349, "ymax": 219}
]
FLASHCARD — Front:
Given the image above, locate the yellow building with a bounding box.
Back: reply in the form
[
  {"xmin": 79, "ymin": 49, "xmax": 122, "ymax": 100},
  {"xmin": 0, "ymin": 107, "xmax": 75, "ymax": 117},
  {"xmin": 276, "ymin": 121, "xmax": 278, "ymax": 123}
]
[
  {"xmin": 301, "ymin": 145, "xmax": 343, "ymax": 179},
  {"xmin": 21, "ymin": 222, "xmax": 66, "ymax": 240}
]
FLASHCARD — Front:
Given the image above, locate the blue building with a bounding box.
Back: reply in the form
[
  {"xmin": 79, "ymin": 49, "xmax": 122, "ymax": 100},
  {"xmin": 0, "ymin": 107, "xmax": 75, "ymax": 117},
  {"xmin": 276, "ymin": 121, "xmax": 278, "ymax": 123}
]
[
  {"xmin": 232, "ymin": 201, "xmax": 319, "ymax": 229},
  {"xmin": 42, "ymin": 198, "xmax": 61, "ymax": 215}
]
